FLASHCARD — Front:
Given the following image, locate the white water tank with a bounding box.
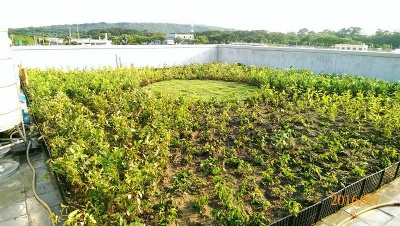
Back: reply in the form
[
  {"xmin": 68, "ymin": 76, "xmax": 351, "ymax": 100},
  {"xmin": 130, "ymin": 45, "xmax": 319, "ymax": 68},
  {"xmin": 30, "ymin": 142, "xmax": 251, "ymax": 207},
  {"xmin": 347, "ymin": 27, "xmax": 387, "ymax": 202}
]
[{"xmin": 0, "ymin": 27, "xmax": 22, "ymax": 132}]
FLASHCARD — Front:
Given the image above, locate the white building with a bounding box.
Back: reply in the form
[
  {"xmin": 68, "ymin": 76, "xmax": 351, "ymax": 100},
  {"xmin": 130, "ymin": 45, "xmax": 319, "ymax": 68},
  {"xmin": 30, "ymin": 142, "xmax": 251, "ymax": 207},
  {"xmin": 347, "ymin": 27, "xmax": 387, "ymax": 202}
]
[
  {"xmin": 73, "ymin": 37, "xmax": 112, "ymax": 46},
  {"xmin": 166, "ymin": 33, "xmax": 194, "ymax": 44},
  {"xmin": 46, "ymin": 38, "xmax": 64, "ymax": 45},
  {"xmin": 46, "ymin": 33, "xmax": 112, "ymax": 46},
  {"xmin": 334, "ymin": 44, "xmax": 368, "ymax": 51}
]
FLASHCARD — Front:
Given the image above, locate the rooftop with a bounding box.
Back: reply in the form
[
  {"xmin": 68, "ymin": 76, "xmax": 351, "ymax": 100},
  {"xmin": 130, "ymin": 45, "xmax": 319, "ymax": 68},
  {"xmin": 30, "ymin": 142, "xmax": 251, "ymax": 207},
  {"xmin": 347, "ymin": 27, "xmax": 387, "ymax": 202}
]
[{"xmin": 0, "ymin": 142, "xmax": 64, "ymax": 226}]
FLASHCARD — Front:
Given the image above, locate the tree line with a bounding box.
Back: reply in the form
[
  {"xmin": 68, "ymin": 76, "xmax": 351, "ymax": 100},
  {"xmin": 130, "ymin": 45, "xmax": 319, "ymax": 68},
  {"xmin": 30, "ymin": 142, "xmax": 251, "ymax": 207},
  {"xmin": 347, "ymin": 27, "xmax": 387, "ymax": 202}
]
[
  {"xmin": 9, "ymin": 26, "xmax": 400, "ymax": 50},
  {"xmin": 9, "ymin": 22, "xmax": 226, "ymax": 36},
  {"xmin": 194, "ymin": 27, "xmax": 400, "ymax": 50}
]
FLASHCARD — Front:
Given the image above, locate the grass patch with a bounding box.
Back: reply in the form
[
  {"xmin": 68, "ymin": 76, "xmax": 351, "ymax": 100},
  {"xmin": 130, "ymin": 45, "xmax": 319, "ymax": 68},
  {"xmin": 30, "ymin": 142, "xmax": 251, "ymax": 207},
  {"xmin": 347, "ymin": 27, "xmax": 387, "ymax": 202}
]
[{"xmin": 145, "ymin": 79, "xmax": 259, "ymax": 99}]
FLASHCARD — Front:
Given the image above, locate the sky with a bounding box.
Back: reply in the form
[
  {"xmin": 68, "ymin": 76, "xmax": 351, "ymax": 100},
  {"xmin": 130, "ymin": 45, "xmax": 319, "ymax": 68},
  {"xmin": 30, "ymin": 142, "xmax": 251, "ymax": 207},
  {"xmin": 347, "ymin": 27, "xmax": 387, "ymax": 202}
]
[{"xmin": 1, "ymin": 0, "xmax": 399, "ymax": 35}]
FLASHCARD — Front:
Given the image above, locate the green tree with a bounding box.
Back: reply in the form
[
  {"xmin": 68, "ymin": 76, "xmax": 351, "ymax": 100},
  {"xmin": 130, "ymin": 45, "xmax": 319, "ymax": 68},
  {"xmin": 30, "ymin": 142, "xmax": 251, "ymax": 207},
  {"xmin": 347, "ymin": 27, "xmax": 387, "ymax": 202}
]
[
  {"xmin": 286, "ymin": 32, "xmax": 300, "ymax": 46},
  {"xmin": 268, "ymin": 32, "xmax": 287, "ymax": 45},
  {"xmin": 300, "ymin": 32, "xmax": 316, "ymax": 46},
  {"xmin": 10, "ymin": 35, "xmax": 35, "ymax": 46},
  {"xmin": 194, "ymin": 35, "xmax": 209, "ymax": 44},
  {"xmin": 297, "ymin": 28, "xmax": 310, "ymax": 36},
  {"xmin": 63, "ymin": 36, "xmax": 72, "ymax": 45},
  {"xmin": 175, "ymin": 37, "xmax": 183, "ymax": 44},
  {"xmin": 382, "ymin": 44, "xmax": 391, "ymax": 51},
  {"xmin": 315, "ymin": 34, "xmax": 339, "ymax": 47}
]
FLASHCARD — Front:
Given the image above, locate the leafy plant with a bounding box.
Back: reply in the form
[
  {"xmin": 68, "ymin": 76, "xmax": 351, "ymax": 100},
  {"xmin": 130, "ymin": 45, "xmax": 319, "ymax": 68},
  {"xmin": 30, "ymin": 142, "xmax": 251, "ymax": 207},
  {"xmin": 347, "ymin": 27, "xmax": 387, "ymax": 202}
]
[
  {"xmin": 192, "ymin": 195, "xmax": 208, "ymax": 212},
  {"xmin": 25, "ymin": 62, "xmax": 400, "ymax": 225}
]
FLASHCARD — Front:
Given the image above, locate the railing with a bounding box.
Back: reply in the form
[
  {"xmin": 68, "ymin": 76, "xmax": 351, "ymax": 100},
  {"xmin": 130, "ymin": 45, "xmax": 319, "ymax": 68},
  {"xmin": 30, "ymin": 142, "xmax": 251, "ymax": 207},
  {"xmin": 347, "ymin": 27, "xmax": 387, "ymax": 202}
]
[{"xmin": 268, "ymin": 161, "xmax": 400, "ymax": 226}]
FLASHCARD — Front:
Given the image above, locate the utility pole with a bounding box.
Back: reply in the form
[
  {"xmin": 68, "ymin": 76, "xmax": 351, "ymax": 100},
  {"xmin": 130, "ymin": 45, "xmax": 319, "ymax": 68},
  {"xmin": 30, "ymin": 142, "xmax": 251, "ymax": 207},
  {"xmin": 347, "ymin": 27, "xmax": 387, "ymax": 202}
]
[
  {"xmin": 69, "ymin": 26, "xmax": 72, "ymax": 45},
  {"xmin": 77, "ymin": 25, "xmax": 79, "ymax": 39}
]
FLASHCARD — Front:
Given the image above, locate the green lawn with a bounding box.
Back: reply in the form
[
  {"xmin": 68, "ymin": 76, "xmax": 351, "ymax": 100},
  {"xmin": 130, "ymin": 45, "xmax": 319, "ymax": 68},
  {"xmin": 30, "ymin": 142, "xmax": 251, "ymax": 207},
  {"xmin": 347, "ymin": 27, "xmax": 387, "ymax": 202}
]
[{"xmin": 144, "ymin": 79, "xmax": 259, "ymax": 99}]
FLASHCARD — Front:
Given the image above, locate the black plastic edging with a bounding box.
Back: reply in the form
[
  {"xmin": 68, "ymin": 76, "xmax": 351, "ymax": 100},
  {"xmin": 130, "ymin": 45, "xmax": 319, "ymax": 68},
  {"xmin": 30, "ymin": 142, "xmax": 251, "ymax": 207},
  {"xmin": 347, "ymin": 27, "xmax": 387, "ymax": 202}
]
[
  {"xmin": 359, "ymin": 178, "xmax": 367, "ymax": 198},
  {"xmin": 395, "ymin": 162, "xmax": 400, "ymax": 179},
  {"xmin": 267, "ymin": 161, "xmax": 400, "ymax": 226},
  {"xmin": 377, "ymin": 169, "xmax": 385, "ymax": 188},
  {"xmin": 314, "ymin": 201, "xmax": 322, "ymax": 223}
]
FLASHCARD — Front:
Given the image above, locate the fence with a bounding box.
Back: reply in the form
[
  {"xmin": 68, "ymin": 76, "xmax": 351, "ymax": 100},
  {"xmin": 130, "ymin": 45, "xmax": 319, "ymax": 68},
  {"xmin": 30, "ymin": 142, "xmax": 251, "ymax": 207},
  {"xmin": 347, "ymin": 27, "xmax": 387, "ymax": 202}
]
[{"xmin": 268, "ymin": 161, "xmax": 400, "ymax": 226}]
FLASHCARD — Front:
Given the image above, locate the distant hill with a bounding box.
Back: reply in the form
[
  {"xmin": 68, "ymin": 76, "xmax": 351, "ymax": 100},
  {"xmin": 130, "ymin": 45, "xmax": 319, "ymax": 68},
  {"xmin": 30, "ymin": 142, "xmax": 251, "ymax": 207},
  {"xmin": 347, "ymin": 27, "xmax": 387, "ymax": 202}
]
[{"xmin": 10, "ymin": 22, "xmax": 233, "ymax": 36}]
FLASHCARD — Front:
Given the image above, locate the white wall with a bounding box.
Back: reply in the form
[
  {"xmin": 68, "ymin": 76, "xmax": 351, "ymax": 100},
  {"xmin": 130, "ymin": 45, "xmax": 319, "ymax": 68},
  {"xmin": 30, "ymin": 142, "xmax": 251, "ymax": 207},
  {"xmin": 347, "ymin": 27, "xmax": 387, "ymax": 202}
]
[
  {"xmin": 12, "ymin": 45, "xmax": 217, "ymax": 70},
  {"xmin": 11, "ymin": 44, "xmax": 400, "ymax": 82},
  {"xmin": 218, "ymin": 45, "xmax": 400, "ymax": 81}
]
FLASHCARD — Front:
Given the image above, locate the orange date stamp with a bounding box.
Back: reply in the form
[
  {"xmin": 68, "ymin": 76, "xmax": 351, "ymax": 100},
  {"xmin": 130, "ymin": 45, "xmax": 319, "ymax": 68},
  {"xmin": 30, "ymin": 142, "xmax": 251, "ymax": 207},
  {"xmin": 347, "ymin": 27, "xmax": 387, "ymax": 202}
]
[{"xmin": 331, "ymin": 194, "xmax": 380, "ymax": 206}]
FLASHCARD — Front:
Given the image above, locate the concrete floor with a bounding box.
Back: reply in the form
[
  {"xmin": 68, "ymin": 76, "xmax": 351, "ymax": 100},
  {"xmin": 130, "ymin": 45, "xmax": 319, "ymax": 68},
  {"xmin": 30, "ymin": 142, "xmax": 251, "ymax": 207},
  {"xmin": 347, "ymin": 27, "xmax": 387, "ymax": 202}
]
[
  {"xmin": 315, "ymin": 176, "xmax": 400, "ymax": 226},
  {"xmin": 0, "ymin": 144, "xmax": 64, "ymax": 226}
]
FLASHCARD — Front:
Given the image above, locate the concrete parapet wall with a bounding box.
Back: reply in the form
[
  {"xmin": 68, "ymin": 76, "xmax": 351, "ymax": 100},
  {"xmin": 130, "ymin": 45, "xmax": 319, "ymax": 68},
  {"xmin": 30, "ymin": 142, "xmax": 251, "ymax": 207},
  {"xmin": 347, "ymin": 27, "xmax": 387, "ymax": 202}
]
[
  {"xmin": 218, "ymin": 45, "xmax": 400, "ymax": 81},
  {"xmin": 12, "ymin": 45, "xmax": 218, "ymax": 70},
  {"xmin": 11, "ymin": 44, "xmax": 400, "ymax": 81}
]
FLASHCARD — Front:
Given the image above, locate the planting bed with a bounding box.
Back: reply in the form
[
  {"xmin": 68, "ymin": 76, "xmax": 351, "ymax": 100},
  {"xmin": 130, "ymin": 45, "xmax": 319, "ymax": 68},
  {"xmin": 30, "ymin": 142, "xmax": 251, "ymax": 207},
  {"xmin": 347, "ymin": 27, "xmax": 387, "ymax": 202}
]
[{"xmin": 25, "ymin": 63, "xmax": 400, "ymax": 225}]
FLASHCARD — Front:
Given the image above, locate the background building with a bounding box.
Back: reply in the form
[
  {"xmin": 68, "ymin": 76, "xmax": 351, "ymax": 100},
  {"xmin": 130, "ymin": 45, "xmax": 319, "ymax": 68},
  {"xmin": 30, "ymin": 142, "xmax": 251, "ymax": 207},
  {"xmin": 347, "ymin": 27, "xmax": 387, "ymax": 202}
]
[
  {"xmin": 334, "ymin": 44, "xmax": 368, "ymax": 51},
  {"xmin": 166, "ymin": 33, "xmax": 194, "ymax": 44},
  {"xmin": 46, "ymin": 33, "xmax": 112, "ymax": 46}
]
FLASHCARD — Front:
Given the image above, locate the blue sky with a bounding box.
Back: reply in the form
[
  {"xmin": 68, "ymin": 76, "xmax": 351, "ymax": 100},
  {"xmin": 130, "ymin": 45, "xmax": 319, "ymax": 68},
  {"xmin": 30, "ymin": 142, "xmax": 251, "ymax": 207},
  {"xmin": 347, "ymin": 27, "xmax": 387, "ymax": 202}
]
[{"xmin": 1, "ymin": 0, "xmax": 399, "ymax": 35}]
